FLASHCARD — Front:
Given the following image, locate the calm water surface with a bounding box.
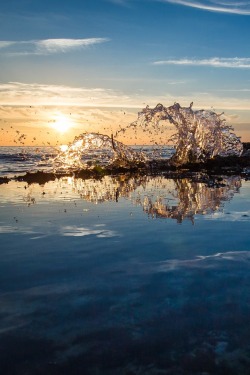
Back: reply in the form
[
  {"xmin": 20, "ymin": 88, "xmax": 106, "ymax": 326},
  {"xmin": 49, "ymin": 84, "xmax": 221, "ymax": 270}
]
[{"xmin": 0, "ymin": 151, "xmax": 250, "ymax": 374}]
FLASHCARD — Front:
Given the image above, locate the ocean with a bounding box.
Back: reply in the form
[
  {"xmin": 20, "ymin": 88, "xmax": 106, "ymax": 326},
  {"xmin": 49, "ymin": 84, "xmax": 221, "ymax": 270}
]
[
  {"xmin": 0, "ymin": 145, "xmax": 175, "ymax": 177},
  {"xmin": 0, "ymin": 145, "xmax": 250, "ymax": 374},
  {"xmin": 0, "ymin": 146, "xmax": 57, "ymax": 177}
]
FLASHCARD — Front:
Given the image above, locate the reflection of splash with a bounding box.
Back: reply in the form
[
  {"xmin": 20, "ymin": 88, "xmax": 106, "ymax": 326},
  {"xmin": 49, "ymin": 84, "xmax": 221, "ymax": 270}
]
[
  {"xmin": 4, "ymin": 174, "xmax": 242, "ymax": 222},
  {"xmin": 142, "ymin": 177, "xmax": 241, "ymax": 223},
  {"xmin": 61, "ymin": 174, "xmax": 241, "ymax": 222},
  {"xmin": 68, "ymin": 175, "xmax": 148, "ymax": 203}
]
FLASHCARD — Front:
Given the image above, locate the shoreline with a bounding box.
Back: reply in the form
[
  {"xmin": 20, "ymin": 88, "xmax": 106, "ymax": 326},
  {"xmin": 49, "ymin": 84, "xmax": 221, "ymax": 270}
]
[{"xmin": 1, "ymin": 143, "xmax": 250, "ymax": 185}]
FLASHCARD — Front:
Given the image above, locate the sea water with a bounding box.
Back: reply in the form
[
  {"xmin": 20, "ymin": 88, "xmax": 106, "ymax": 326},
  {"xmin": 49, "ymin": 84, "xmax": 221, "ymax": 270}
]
[
  {"xmin": 0, "ymin": 145, "xmax": 250, "ymax": 374},
  {"xmin": 0, "ymin": 145, "xmax": 175, "ymax": 176},
  {"xmin": 0, "ymin": 102, "xmax": 249, "ymax": 374},
  {"xmin": 0, "ymin": 146, "xmax": 57, "ymax": 177}
]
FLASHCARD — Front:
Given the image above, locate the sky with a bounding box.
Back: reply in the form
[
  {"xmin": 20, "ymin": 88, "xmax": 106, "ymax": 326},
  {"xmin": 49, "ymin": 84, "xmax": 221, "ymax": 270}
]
[{"xmin": 0, "ymin": 0, "xmax": 250, "ymax": 146}]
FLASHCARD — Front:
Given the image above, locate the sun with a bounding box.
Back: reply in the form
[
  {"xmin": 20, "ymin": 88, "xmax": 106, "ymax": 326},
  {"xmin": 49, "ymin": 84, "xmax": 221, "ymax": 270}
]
[{"xmin": 52, "ymin": 114, "xmax": 73, "ymax": 133}]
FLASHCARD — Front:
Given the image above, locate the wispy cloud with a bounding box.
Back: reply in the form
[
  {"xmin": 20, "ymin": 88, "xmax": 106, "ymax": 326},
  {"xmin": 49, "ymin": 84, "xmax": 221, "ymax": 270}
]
[
  {"xmin": 1, "ymin": 81, "xmax": 250, "ymax": 111},
  {"xmin": 0, "ymin": 38, "xmax": 110, "ymax": 56},
  {"xmin": 0, "ymin": 82, "xmax": 132, "ymax": 107},
  {"xmin": 153, "ymin": 57, "xmax": 250, "ymax": 68},
  {"xmin": 0, "ymin": 41, "xmax": 16, "ymax": 49},
  {"xmin": 215, "ymin": 88, "xmax": 250, "ymax": 92},
  {"xmin": 161, "ymin": 0, "xmax": 250, "ymax": 15}
]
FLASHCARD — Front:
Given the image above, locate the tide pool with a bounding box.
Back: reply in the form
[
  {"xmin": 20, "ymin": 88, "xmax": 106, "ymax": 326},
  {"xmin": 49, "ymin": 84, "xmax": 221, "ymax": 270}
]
[{"xmin": 0, "ymin": 176, "xmax": 250, "ymax": 374}]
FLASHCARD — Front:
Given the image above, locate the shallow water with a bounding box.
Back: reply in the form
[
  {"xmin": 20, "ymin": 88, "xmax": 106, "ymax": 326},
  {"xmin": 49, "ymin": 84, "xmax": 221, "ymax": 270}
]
[{"xmin": 0, "ymin": 173, "xmax": 250, "ymax": 374}]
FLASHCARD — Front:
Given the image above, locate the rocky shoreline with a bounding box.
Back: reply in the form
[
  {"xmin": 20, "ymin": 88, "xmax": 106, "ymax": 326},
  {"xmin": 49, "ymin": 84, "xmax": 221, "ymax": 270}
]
[{"xmin": 1, "ymin": 143, "xmax": 250, "ymax": 185}]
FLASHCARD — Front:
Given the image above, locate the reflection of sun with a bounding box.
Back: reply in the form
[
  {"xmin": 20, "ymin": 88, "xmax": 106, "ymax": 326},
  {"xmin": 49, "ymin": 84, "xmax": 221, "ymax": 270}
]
[{"xmin": 52, "ymin": 114, "xmax": 73, "ymax": 133}]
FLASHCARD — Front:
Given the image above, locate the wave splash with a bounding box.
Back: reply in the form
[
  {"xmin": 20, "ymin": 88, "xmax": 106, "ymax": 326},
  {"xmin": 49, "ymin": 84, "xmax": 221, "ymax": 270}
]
[
  {"xmin": 52, "ymin": 132, "xmax": 146, "ymax": 172},
  {"xmin": 125, "ymin": 102, "xmax": 243, "ymax": 164},
  {"xmin": 52, "ymin": 102, "xmax": 243, "ymax": 171}
]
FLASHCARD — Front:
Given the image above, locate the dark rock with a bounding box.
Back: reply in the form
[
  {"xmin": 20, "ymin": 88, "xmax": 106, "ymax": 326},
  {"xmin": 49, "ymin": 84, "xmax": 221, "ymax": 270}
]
[{"xmin": 0, "ymin": 176, "xmax": 10, "ymax": 185}]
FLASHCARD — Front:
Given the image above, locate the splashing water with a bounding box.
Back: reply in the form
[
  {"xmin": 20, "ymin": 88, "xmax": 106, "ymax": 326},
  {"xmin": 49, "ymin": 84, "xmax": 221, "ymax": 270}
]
[
  {"xmin": 52, "ymin": 132, "xmax": 146, "ymax": 172},
  {"xmin": 121, "ymin": 102, "xmax": 243, "ymax": 164},
  {"xmin": 52, "ymin": 102, "xmax": 243, "ymax": 171}
]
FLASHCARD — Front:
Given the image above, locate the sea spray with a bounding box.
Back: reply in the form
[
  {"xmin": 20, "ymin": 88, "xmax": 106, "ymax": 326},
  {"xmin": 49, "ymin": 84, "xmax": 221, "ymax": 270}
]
[
  {"xmin": 52, "ymin": 102, "xmax": 243, "ymax": 172},
  {"xmin": 52, "ymin": 132, "xmax": 146, "ymax": 172},
  {"xmin": 119, "ymin": 102, "xmax": 243, "ymax": 164}
]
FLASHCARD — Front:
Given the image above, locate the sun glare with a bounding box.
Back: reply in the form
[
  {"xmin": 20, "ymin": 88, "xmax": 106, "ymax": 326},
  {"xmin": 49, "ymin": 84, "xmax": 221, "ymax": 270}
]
[
  {"xmin": 52, "ymin": 114, "xmax": 73, "ymax": 133},
  {"xmin": 60, "ymin": 144, "xmax": 69, "ymax": 152}
]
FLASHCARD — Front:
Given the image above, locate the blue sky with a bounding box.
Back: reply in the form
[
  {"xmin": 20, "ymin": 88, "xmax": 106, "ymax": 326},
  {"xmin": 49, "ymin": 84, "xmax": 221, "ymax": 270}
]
[{"xmin": 0, "ymin": 0, "xmax": 250, "ymax": 144}]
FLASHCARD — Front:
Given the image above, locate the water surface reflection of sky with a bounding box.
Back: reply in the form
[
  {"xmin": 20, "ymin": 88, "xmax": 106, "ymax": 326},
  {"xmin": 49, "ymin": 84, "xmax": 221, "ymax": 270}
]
[{"xmin": 0, "ymin": 176, "xmax": 250, "ymax": 374}]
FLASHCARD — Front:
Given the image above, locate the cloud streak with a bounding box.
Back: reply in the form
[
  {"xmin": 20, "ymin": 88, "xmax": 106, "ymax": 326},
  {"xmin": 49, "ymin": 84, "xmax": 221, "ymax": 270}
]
[
  {"xmin": 0, "ymin": 82, "xmax": 132, "ymax": 107},
  {"xmin": 161, "ymin": 0, "xmax": 250, "ymax": 15},
  {"xmin": 1, "ymin": 81, "xmax": 250, "ymax": 111},
  {"xmin": 0, "ymin": 41, "xmax": 16, "ymax": 49},
  {"xmin": 153, "ymin": 57, "xmax": 250, "ymax": 68},
  {"xmin": 0, "ymin": 38, "xmax": 110, "ymax": 55}
]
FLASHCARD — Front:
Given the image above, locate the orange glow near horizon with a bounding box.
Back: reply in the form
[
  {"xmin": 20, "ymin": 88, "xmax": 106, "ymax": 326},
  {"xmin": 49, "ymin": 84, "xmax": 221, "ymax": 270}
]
[
  {"xmin": 0, "ymin": 123, "xmax": 249, "ymax": 147},
  {"xmin": 0, "ymin": 105, "xmax": 249, "ymax": 146}
]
